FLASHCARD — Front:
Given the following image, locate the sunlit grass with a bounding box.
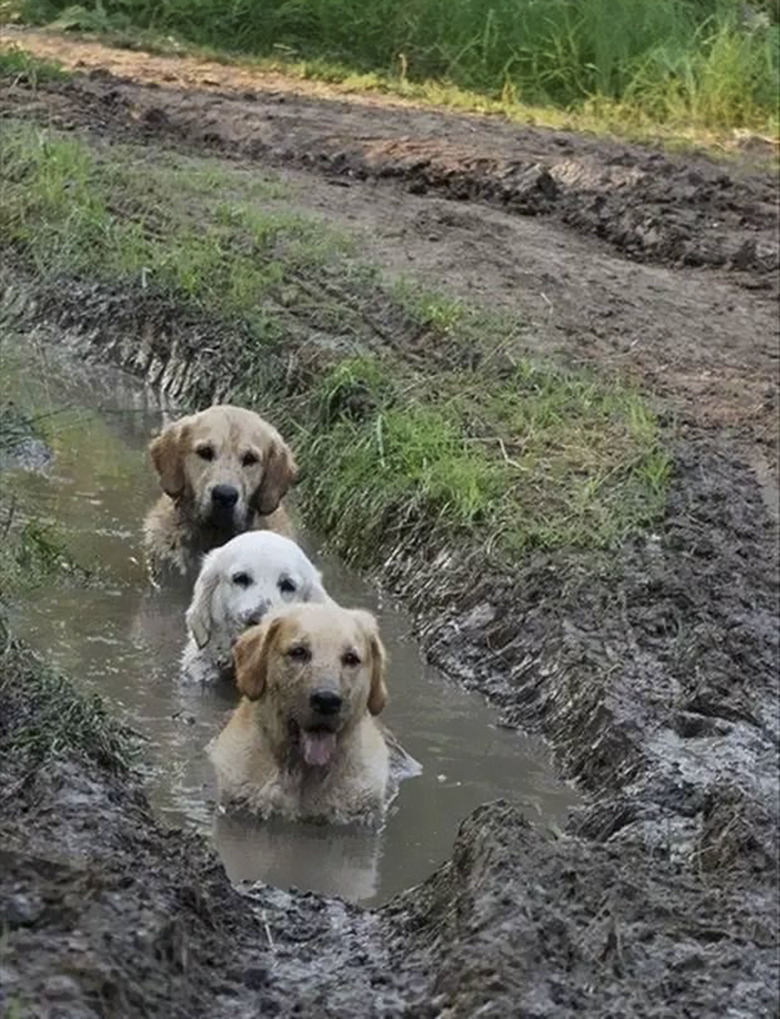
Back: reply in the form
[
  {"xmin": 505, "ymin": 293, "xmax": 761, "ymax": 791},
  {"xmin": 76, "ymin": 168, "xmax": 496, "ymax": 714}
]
[
  {"xmin": 271, "ymin": 355, "xmax": 671, "ymax": 562},
  {"xmin": 0, "ymin": 124, "xmax": 349, "ymax": 322}
]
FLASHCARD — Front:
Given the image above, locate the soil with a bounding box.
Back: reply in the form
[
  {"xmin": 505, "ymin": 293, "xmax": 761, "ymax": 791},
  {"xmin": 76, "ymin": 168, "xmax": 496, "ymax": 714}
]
[
  {"xmin": 2, "ymin": 29, "xmax": 778, "ymax": 469},
  {"xmin": 1, "ymin": 29, "xmax": 779, "ymax": 1019}
]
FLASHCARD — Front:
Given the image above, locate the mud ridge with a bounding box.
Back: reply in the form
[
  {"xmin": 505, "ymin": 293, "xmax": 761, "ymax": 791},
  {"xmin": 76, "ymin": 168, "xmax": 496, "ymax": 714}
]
[
  {"xmin": 2, "ymin": 248, "xmax": 779, "ymax": 1013},
  {"xmin": 3, "ymin": 639, "xmax": 778, "ymax": 1018},
  {"xmin": 0, "ymin": 40, "xmax": 778, "ymax": 290}
]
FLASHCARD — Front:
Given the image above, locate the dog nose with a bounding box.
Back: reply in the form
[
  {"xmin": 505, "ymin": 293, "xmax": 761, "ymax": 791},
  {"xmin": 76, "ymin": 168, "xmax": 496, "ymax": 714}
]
[
  {"xmin": 309, "ymin": 690, "xmax": 342, "ymax": 716},
  {"xmin": 244, "ymin": 605, "xmax": 269, "ymax": 627},
  {"xmin": 211, "ymin": 484, "xmax": 239, "ymax": 508}
]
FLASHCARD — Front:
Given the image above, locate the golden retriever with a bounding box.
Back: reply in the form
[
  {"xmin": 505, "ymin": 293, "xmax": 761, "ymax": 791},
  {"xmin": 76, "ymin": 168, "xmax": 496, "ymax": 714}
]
[
  {"xmin": 208, "ymin": 603, "xmax": 392, "ymax": 825},
  {"xmin": 143, "ymin": 405, "xmax": 297, "ymax": 580}
]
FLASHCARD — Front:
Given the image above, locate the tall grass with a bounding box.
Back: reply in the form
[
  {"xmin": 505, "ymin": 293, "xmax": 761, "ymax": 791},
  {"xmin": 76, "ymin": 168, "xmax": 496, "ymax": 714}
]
[{"xmin": 18, "ymin": 0, "xmax": 780, "ymax": 131}]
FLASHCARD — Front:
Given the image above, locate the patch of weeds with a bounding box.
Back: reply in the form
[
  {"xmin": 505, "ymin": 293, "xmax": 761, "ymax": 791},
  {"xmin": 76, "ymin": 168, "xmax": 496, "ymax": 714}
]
[
  {"xmin": 14, "ymin": 518, "xmax": 71, "ymax": 573},
  {"xmin": 0, "ymin": 122, "xmax": 350, "ymax": 328},
  {"xmin": 270, "ymin": 354, "xmax": 670, "ymax": 565},
  {"xmin": 0, "ymin": 500, "xmax": 88, "ymax": 603},
  {"xmin": 0, "ymin": 624, "xmax": 131, "ymax": 773},
  {"xmin": 0, "ymin": 996, "xmax": 25, "ymax": 1019},
  {"xmin": 393, "ymin": 280, "xmax": 465, "ymax": 335},
  {"xmin": 303, "ymin": 403, "xmax": 503, "ymax": 561},
  {"xmin": 0, "ymin": 45, "xmax": 68, "ymax": 84},
  {"xmin": 466, "ymin": 362, "xmax": 673, "ymax": 549},
  {"xmin": 315, "ymin": 355, "xmax": 392, "ymax": 424},
  {"xmin": 0, "ymin": 403, "xmax": 38, "ymax": 453}
]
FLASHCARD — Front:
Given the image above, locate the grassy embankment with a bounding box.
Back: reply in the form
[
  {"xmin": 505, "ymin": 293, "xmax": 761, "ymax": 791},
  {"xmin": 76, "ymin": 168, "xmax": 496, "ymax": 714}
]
[
  {"xmin": 0, "ymin": 118, "xmax": 671, "ymax": 566},
  {"xmin": 0, "ymin": 404, "xmax": 129, "ymax": 775},
  {"xmin": 8, "ymin": 0, "xmax": 780, "ymax": 144}
]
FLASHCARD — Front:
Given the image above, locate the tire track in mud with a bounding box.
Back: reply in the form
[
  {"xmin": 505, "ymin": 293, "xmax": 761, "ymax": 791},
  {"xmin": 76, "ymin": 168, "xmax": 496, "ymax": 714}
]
[
  {"xmin": 1, "ymin": 29, "xmax": 778, "ymax": 283},
  {"xmin": 1, "ymin": 32, "xmax": 779, "ymax": 1018},
  {"xmin": 2, "ymin": 37, "xmax": 778, "ymax": 469}
]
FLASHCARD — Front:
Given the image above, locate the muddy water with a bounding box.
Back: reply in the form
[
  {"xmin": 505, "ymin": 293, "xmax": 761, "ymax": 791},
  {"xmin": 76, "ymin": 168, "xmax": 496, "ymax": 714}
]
[{"xmin": 2, "ymin": 334, "xmax": 578, "ymax": 903}]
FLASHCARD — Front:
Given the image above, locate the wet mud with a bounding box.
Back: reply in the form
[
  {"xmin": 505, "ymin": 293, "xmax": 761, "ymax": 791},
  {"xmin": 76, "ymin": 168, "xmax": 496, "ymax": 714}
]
[
  {"xmin": 2, "ymin": 30, "xmax": 778, "ymax": 465},
  {"xmin": 1, "ymin": 30, "xmax": 778, "ymax": 283},
  {"xmin": 1, "ymin": 29, "xmax": 778, "ymax": 1019}
]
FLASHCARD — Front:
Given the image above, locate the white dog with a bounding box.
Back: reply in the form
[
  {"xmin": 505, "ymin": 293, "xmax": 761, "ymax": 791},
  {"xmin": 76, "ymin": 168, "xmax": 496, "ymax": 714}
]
[{"xmin": 181, "ymin": 531, "xmax": 329, "ymax": 684}]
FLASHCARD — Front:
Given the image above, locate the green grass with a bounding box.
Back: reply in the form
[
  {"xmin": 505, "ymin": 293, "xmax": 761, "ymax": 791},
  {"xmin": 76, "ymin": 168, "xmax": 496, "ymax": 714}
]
[
  {"xmin": 0, "ymin": 121, "xmax": 671, "ymax": 562},
  {"xmin": 273, "ymin": 356, "xmax": 670, "ymax": 562},
  {"xmin": 0, "ymin": 400, "xmax": 90, "ymax": 597},
  {"xmin": 0, "ymin": 43, "xmax": 68, "ymax": 83},
  {"xmin": 0, "ymin": 417, "xmax": 128, "ymax": 773},
  {"xmin": 12, "ymin": 0, "xmax": 780, "ymax": 135},
  {"xmin": 0, "ymin": 403, "xmax": 39, "ymax": 455},
  {"xmin": 0, "ymin": 124, "xmax": 348, "ymax": 335},
  {"xmin": 0, "ymin": 626, "xmax": 131, "ymax": 772}
]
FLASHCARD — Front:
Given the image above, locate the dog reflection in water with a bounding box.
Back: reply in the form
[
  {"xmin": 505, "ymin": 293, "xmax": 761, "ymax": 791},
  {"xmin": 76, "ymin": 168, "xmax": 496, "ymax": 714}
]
[
  {"xmin": 209, "ymin": 602, "xmax": 418, "ymax": 826},
  {"xmin": 215, "ymin": 810, "xmax": 384, "ymax": 902}
]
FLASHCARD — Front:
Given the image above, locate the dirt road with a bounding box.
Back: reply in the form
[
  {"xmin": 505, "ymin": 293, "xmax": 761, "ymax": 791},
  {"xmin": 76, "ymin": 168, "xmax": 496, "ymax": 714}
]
[{"xmin": 1, "ymin": 28, "xmax": 778, "ymax": 1019}]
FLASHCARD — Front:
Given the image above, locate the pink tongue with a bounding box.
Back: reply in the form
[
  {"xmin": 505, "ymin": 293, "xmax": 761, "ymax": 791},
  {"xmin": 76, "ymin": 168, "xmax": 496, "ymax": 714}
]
[{"xmin": 302, "ymin": 731, "xmax": 337, "ymax": 767}]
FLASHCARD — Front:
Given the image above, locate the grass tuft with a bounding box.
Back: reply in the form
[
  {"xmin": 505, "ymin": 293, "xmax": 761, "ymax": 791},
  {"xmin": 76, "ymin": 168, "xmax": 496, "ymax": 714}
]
[
  {"xmin": 0, "ymin": 123, "xmax": 348, "ymax": 330},
  {"xmin": 0, "ymin": 43, "xmax": 68, "ymax": 83},
  {"xmin": 276, "ymin": 355, "xmax": 671, "ymax": 564},
  {"xmin": 0, "ymin": 627, "xmax": 131, "ymax": 772}
]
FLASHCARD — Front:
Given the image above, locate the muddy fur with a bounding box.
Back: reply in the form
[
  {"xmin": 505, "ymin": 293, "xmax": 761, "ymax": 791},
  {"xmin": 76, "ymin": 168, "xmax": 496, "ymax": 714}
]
[
  {"xmin": 210, "ymin": 605, "xmax": 392, "ymax": 824},
  {"xmin": 144, "ymin": 405, "xmax": 297, "ymax": 581}
]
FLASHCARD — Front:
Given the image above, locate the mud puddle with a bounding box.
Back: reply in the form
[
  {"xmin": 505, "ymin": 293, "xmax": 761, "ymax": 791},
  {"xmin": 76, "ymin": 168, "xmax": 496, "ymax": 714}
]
[{"xmin": 1, "ymin": 331, "xmax": 577, "ymax": 904}]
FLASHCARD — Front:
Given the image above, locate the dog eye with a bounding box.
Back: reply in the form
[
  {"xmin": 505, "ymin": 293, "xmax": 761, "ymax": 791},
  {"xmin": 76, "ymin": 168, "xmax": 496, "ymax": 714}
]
[
  {"xmin": 342, "ymin": 650, "xmax": 361, "ymax": 667},
  {"xmin": 278, "ymin": 577, "xmax": 296, "ymax": 594},
  {"xmin": 231, "ymin": 572, "xmax": 252, "ymax": 588},
  {"xmin": 287, "ymin": 645, "xmax": 310, "ymax": 662},
  {"xmin": 196, "ymin": 445, "xmax": 215, "ymax": 461},
  {"xmin": 241, "ymin": 451, "xmax": 259, "ymax": 467}
]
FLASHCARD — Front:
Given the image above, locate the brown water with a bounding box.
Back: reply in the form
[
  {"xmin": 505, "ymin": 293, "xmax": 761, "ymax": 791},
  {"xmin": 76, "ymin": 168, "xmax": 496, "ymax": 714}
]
[{"xmin": 2, "ymin": 333, "xmax": 578, "ymax": 904}]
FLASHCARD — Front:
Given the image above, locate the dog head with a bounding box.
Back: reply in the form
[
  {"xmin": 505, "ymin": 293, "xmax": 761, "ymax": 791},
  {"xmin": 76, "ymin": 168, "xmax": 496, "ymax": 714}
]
[
  {"xmin": 148, "ymin": 405, "xmax": 297, "ymax": 535},
  {"xmin": 186, "ymin": 532, "xmax": 329, "ymax": 652},
  {"xmin": 233, "ymin": 603, "xmax": 387, "ymax": 768}
]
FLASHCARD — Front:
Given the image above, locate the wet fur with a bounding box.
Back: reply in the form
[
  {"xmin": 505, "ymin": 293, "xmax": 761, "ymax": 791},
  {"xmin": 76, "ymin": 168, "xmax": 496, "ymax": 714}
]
[
  {"xmin": 143, "ymin": 405, "xmax": 297, "ymax": 581},
  {"xmin": 181, "ymin": 532, "xmax": 330, "ymax": 685},
  {"xmin": 209, "ymin": 604, "xmax": 391, "ymax": 825}
]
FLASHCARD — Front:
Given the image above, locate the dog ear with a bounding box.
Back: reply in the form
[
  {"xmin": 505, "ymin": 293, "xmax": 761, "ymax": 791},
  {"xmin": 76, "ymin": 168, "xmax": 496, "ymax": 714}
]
[
  {"xmin": 254, "ymin": 438, "xmax": 298, "ymax": 516},
  {"xmin": 185, "ymin": 553, "xmax": 219, "ymax": 649},
  {"xmin": 149, "ymin": 420, "xmax": 189, "ymax": 498},
  {"xmin": 352, "ymin": 610, "xmax": 387, "ymax": 716},
  {"xmin": 305, "ymin": 569, "xmax": 332, "ymax": 605},
  {"xmin": 233, "ymin": 617, "xmax": 282, "ymax": 700}
]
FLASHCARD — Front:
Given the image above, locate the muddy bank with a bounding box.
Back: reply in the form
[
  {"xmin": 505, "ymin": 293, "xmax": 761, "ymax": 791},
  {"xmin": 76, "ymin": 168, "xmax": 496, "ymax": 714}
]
[
  {"xmin": 4, "ymin": 272, "xmax": 778, "ymax": 853},
  {"xmin": 1, "ymin": 30, "xmax": 778, "ymax": 289},
  {"xmin": 2, "ymin": 640, "xmax": 778, "ymax": 1018},
  {"xmin": 0, "ymin": 638, "xmax": 382, "ymax": 1018}
]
